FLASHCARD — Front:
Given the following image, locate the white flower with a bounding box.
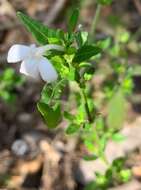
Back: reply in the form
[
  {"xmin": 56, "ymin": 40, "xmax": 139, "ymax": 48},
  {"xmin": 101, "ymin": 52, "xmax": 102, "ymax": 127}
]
[{"xmin": 7, "ymin": 44, "xmax": 64, "ymax": 83}]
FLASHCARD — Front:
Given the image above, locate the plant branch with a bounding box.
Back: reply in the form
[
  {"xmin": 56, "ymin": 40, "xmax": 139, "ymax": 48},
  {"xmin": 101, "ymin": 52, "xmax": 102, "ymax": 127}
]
[{"xmin": 81, "ymin": 87, "xmax": 93, "ymax": 123}]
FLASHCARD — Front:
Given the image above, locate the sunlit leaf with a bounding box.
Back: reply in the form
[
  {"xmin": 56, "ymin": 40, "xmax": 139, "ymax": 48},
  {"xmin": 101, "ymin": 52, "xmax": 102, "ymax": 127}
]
[
  {"xmin": 83, "ymin": 154, "xmax": 98, "ymax": 161},
  {"xmin": 37, "ymin": 102, "xmax": 62, "ymax": 128},
  {"xmin": 112, "ymin": 133, "xmax": 126, "ymax": 142},
  {"xmin": 64, "ymin": 111, "xmax": 74, "ymax": 121},
  {"xmin": 17, "ymin": 12, "xmax": 64, "ymax": 44},
  {"xmin": 76, "ymin": 31, "xmax": 88, "ymax": 47},
  {"xmin": 68, "ymin": 9, "xmax": 79, "ymax": 33},
  {"xmin": 84, "ymin": 139, "xmax": 95, "ymax": 152},
  {"xmin": 73, "ymin": 45, "xmax": 101, "ymax": 62},
  {"xmin": 65, "ymin": 123, "xmax": 79, "ymax": 134}
]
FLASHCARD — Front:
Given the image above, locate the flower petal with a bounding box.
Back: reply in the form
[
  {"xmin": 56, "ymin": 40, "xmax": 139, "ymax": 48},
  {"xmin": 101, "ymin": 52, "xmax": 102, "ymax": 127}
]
[
  {"xmin": 7, "ymin": 44, "xmax": 30, "ymax": 63},
  {"xmin": 20, "ymin": 58, "xmax": 40, "ymax": 80},
  {"xmin": 38, "ymin": 57, "xmax": 58, "ymax": 82}
]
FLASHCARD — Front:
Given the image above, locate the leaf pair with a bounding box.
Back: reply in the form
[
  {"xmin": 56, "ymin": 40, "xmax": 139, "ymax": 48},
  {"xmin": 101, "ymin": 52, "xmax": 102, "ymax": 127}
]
[{"xmin": 37, "ymin": 102, "xmax": 62, "ymax": 129}]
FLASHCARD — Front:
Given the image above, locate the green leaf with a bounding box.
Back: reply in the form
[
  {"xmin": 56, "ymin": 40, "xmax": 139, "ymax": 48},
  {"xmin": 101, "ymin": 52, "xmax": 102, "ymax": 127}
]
[
  {"xmin": 64, "ymin": 111, "xmax": 74, "ymax": 121},
  {"xmin": 99, "ymin": 136, "xmax": 107, "ymax": 154},
  {"xmin": 51, "ymin": 56, "xmax": 70, "ymax": 78},
  {"xmin": 112, "ymin": 157, "xmax": 125, "ymax": 169},
  {"xmin": 98, "ymin": 37, "xmax": 111, "ymax": 50},
  {"xmin": 65, "ymin": 124, "xmax": 79, "ymax": 135},
  {"xmin": 119, "ymin": 31, "xmax": 130, "ymax": 43},
  {"xmin": 83, "ymin": 154, "xmax": 98, "ymax": 161},
  {"xmin": 37, "ymin": 102, "xmax": 62, "ymax": 128},
  {"xmin": 68, "ymin": 9, "xmax": 79, "ymax": 33},
  {"xmin": 0, "ymin": 68, "xmax": 25, "ymax": 103},
  {"xmin": 83, "ymin": 66, "xmax": 95, "ymax": 81},
  {"xmin": 68, "ymin": 67, "xmax": 80, "ymax": 82},
  {"xmin": 40, "ymin": 84, "xmax": 53, "ymax": 104},
  {"xmin": 112, "ymin": 133, "xmax": 126, "ymax": 142},
  {"xmin": 79, "ymin": 62, "xmax": 92, "ymax": 68},
  {"xmin": 95, "ymin": 117, "xmax": 105, "ymax": 131},
  {"xmin": 84, "ymin": 139, "xmax": 95, "ymax": 152},
  {"xmin": 97, "ymin": 0, "xmax": 113, "ymax": 5},
  {"xmin": 119, "ymin": 169, "xmax": 132, "ymax": 183},
  {"xmin": 73, "ymin": 45, "xmax": 101, "ymax": 62},
  {"xmin": 107, "ymin": 90, "xmax": 127, "ymax": 130},
  {"xmin": 40, "ymin": 80, "xmax": 66, "ymax": 105},
  {"xmin": 17, "ymin": 12, "xmax": 63, "ymax": 44},
  {"xmin": 50, "ymin": 79, "xmax": 66, "ymax": 100},
  {"xmin": 76, "ymin": 104, "xmax": 86, "ymax": 124},
  {"xmin": 76, "ymin": 31, "xmax": 88, "ymax": 47}
]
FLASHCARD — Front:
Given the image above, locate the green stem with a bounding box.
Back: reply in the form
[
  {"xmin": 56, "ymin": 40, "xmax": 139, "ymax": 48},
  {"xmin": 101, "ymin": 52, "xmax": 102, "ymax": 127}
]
[
  {"xmin": 102, "ymin": 154, "xmax": 109, "ymax": 166},
  {"xmin": 80, "ymin": 87, "xmax": 93, "ymax": 123},
  {"xmin": 94, "ymin": 128, "xmax": 110, "ymax": 166},
  {"xmin": 90, "ymin": 4, "xmax": 102, "ymax": 40}
]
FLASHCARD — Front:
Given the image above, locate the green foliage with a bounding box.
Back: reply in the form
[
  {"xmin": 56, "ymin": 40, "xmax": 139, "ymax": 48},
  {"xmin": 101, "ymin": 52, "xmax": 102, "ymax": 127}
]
[
  {"xmin": 83, "ymin": 65, "xmax": 95, "ymax": 81},
  {"xmin": 68, "ymin": 9, "xmax": 79, "ymax": 34},
  {"xmin": 97, "ymin": 0, "xmax": 113, "ymax": 5},
  {"xmin": 75, "ymin": 31, "xmax": 88, "ymax": 47},
  {"xmin": 118, "ymin": 31, "xmax": 130, "ymax": 43},
  {"xmin": 98, "ymin": 37, "xmax": 111, "ymax": 50},
  {"xmin": 40, "ymin": 80, "xmax": 66, "ymax": 104},
  {"xmin": 112, "ymin": 133, "xmax": 126, "ymax": 142},
  {"xmin": 0, "ymin": 68, "xmax": 24, "ymax": 103},
  {"xmin": 37, "ymin": 102, "xmax": 62, "ymax": 128},
  {"xmin": 16, "ymin": 3, "xmax": 137, "ymax": 189},
  {"xmin": 65, "ymin": 123, "xmax": 80, "ymax": 134},
  {"xmin": 37, "ymin": 79, "xmax": 66, "ymax": 128},
  {"xmin": 85, "ymin": 158, "xmax": 132, "ymax": 190},
  {"xmin": 73, "ymin": 45, "xmax": 101, "ymax": 62},
  {"xmin": 83, "ymin": 154, "xmax": 98, "ymax": 161},
  {"xmin": 119, "ymin": 169, "xmax": 132, "ymax": 183},
  {"xmin": 17, "ymin": 12, "xmax": 64, "ymax": 45}
]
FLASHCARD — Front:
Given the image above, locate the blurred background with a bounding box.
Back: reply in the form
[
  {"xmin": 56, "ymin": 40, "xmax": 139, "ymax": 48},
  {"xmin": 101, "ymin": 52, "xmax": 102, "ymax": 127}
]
[{"xmin": 1, "ymin": 0, "xmax": 141, "ymax": 189}]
